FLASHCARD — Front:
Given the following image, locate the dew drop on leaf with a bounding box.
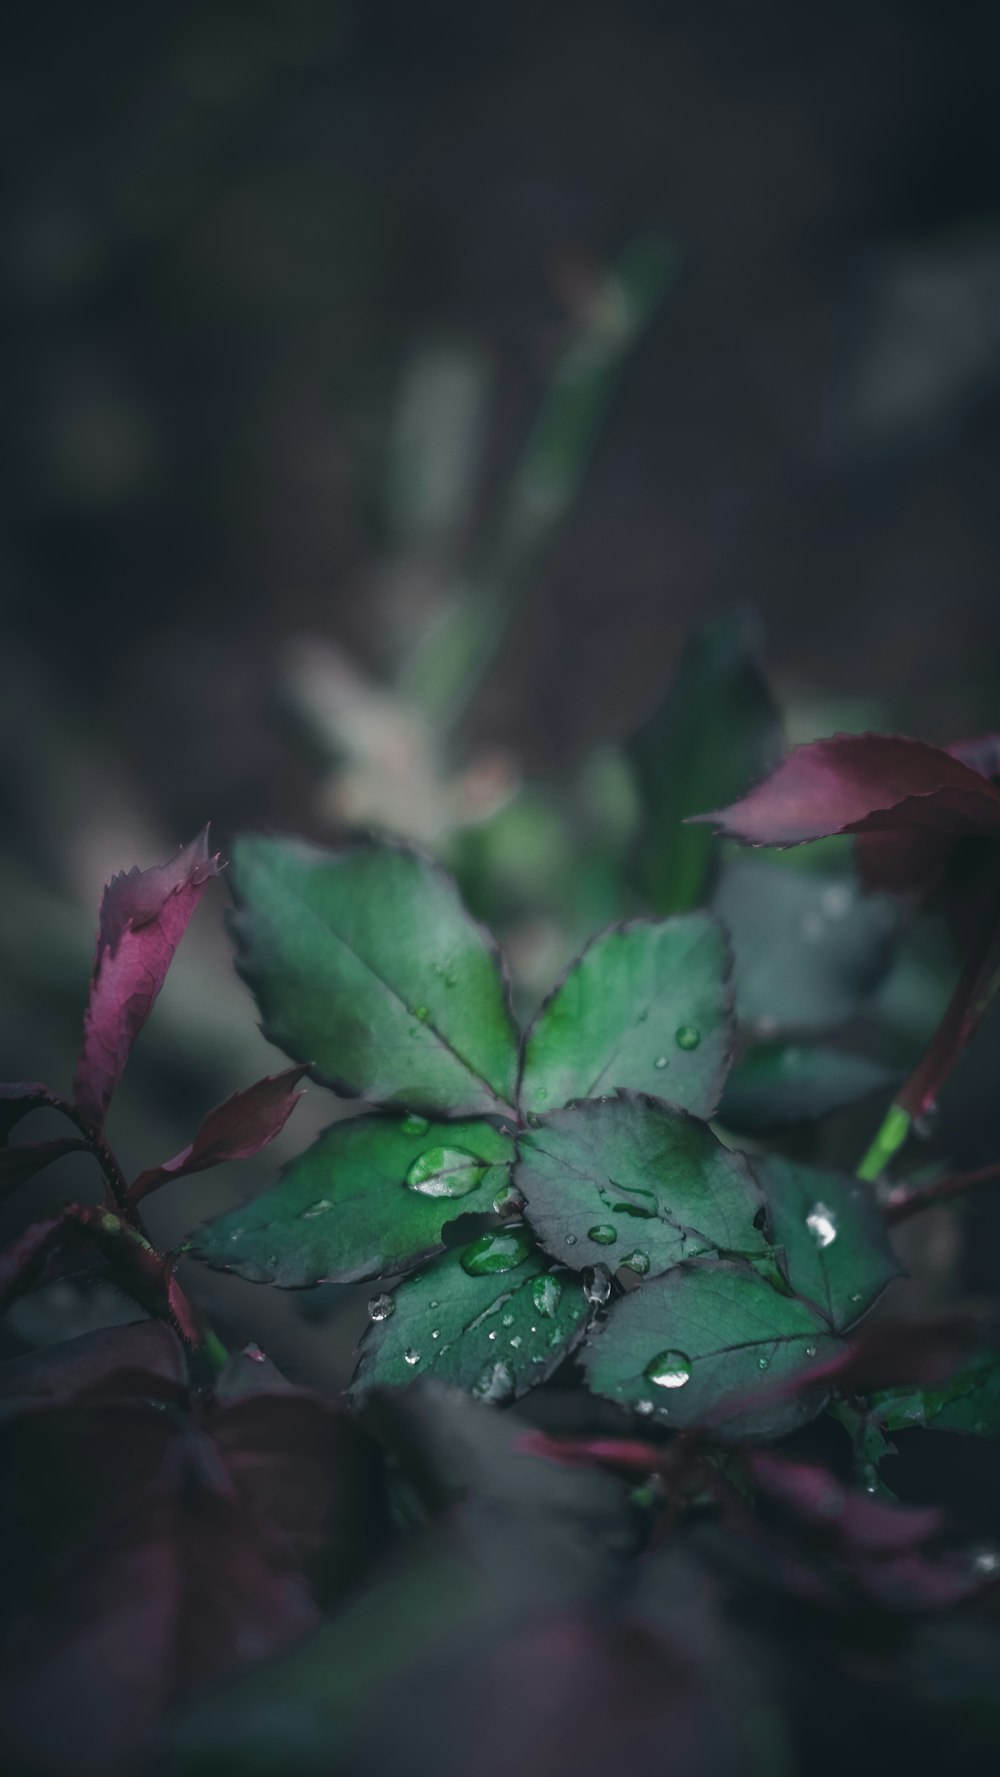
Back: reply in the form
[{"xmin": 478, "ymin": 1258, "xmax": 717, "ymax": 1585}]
[
  {"xmin": 405, "ymin": 1146, "xmax": 489, "ymax": 1199},
  {"xmin": 404, "ymin": 1349, "xmax": 421, "ymax": 1366},
  {"xmin": 805, "ymin": 1344, "xmax": 817, "ymax": 1358},
  {"xmin": 806, "ymin": 1201, "xmax": 837, "ymax": 1248},
  {"xmin": 301, "ymin": 1198, "xmax": 332, "ymax": 1219},
  {"xmin": 757, "ymin": 1355, "xmax": 770, "ymax": 1371},
  {"xmin": 473, "ymin": 1358, "xmax": 515, "ymax": 1403},
  {"xmin": 645, "ymin": 1351, "xmax": 691, "ymax": 1389},
  {"xmin": 654, "ymin": 1056, "xmax": 668, "ymax": 1070},
  {"xmin": 492, "ymin": 1182, "xmax": 525, "ymax": 1215},
  {"xmin": 583, "ymin": 1264, "xmax": 613, "ymax": 1306},
  {"xmin": 460, "ymin": 1230, "xmax": 533, "ymax": 1276},
  {"xmin": 674, "ymin": 1025, "xmax": 701, "ymax": 1051},
  {"xmin": 620, "ymin": 1249, "xmax": 650, "ymax": 1275},
  {"xmin": 565, "ymin": 1233, "xmax": 578, "ymax": 1246},
  {"xmin": 501, "ymin": 1311, "xmax": 515, "ymax": 1327},
  {"xmin": 532, "ymin": 1275, "xmax": 562, "ymax": 1317},
  {"xmin": 402, "ymin": 1114, "xmax": 430, "ymax": 1136},
  {"xmin": 588, "ymin": 1224, "xmax": 617, "ymax": 1245},
  {"xmin": 367, "ymin": 1292, "xmax": 396, "ymax": 1322},
  {"xmin": 414, "ymin": 1005, "xmax": 429, "ymax": 1022},
  {"xmin": 635, "ymin": 1398, "xmax": 655, "ymax": 1416}
]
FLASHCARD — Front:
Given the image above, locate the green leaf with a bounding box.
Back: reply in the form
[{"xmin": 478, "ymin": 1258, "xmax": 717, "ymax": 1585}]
[
  {"xmin": 351, "ymin": 1244, "xmax": 588, "ymax": 1399},
  {"xmin": 757, "ymin": 1156, "xmax": 901, "ymax": 1333},
  {"xmin": 719, "ymin": 1043, "xmax": 896, "ymax": 1134},
  {"xmin": 871, "ymin": 1353, "xmax": 1000, "ymax": 1438},
  {"xmin": 192, "ymin": 1114, "xmax": 515, "ymax": 1286},
  {"xmin": 228, "ymin": 836, "xmax": 519, "ymax": 1115},
  {"xmin": 627, "ymin": 611, "xmax": 782, "ymax": 914},
  {"xmin": 713, "ymin": 859, "xmax": 899, "ymax": 1035},
  {"xmin": 583, "ymin": 1259, "xmax": 841, "ymax": 1438},
  {"xmin": 515, "ymin": 1094, "xmax": 767, "ymax": 1278},
  {"xmin": 519, "ymin": 914, "xmax": 733, "ymax": 1117}
]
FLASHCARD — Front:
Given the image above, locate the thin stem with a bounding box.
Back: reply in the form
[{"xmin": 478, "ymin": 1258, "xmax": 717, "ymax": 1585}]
[
  {"xmin": 884, "ymin": 1160, "xmax": 1000, "ymax": 1225},
  {"xmin": 857, "ymin": 1102, "xmax": 912, "ymax": 1182}
]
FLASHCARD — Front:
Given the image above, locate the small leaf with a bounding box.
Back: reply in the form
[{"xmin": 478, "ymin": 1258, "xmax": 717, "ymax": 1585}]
[
  {"xmin": 627, "ymin": 611, "xmax": 782, "ymax": 912},
  {"xmin": 130, "ymin": 1066, "xmax": 308, "ymax": 1202},
  {"xmin": 698, "ymin": 731, "xmax": 1000, "ymax": 849},
  {"xmin": 228, "ymin": 836, "xmax": 519, "ymax": 1116},
  {"xmin": 519, "ymin": 913, "xmax": 733, "ymax": 1117},
  {"xmin": 0, "ymin": 1137, "xmax": 87, "ymax": 1200},
  {"xmin": 719, "ymin": 1044, "xmax": 896, "ymax": 1134},
  {"xmin": 351, "ymin": 1245, "xmax": 588, "ymax": 1399},
  {"xmin": 515, "ymin": 1094, "xmax": 767, "ymax": 1278},
  {"xmin": 194, "ymin": 1114, "xmax": 515, "ymax": 1286},
  {"xmin": 757, "ymin": 1156, "xmax": 901, "ymax": 1332},
  {"xmin": 74, "ymin": 829, "xmax": 220, "ymax": 1129},
  {"xmin": 0, "ymin": 1082, "xmax": 63, "ymax": 1142},
  {"xmin": 714, "ymin": 859, "xmax": 898, "ymax": 1034},
  {"xmin": 871, "ymin": 1351, "xmax": 1000, "ymax": 1439},
  {"xmin": 583, "ymin": 1260, "xmax": 841, "ymax": 1437}
]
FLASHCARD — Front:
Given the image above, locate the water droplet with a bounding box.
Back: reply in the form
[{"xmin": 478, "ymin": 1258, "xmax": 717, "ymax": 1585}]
[
  {"xmin": 800, "ymin": 910, "xmax": 825, "ymax": 942},
  {"xmin": 401, "ymin": 1114, "xmax": 430, "ymax": 1136},
  {"xmin": 509, "ymin": 1335, "xmax": 522, "ymax": 1349},
  {"xmin": 406, "ymin": 1146, "xmax": 489, "ymax": 1199},
  {"xmin": 654, "ymin": 1055, "xmax": 668, "ymax": 1070},
  {"xmin": 473, "ymin": 1358, "xmax": 515, "ymax": 1403},
  {"xmin": 588, "ymin": 1223, "xmax": 617, "ymax": 1245},
  {"xmin": 620, "ymin": 1249, "xmax": 650, "ymax": 1276},
  {"xmin": 367, "ymin": 1292, "xmax": 395, "ymax": 1322},
  {"xmin": 228, "ymin": 1230, "xmax": 243, "ymax": 1243},
  {"xmin": 460, "ymin": 1230, "xmax": 533, "ymax": 1277},
  {"xmin": 675, "ymin": 1025, "xmax": 701, "ymax": 1051},
  {"xmin": 635, "ymin": 1398, "xmax": 655, "ymax": 1416},
  {"xmin": 431, "ymin": 1329, "xmax": 440, "ymax": 1339},
  {"xmin": 583, "ymin": 1264, "xmax": 613, "ymax": 1306},
  {"xmin": 488, "ymin": 1329, "xmax": 497, "ymax": 1340},
  {"xmin": 757, "ymin": 1356, "xmax": 770, "ymax": 1371},
  {"xmin": 301, "ymin": 1197, "xmax": 332, "ymax": 1219},
  {"xmin": 565, "ymin": 1233, "xmax": 578, "ymax": 1246},
  {"xmin": 403, "ymin": 1349, "xmax": 420, "ymax": 1366},
  {"xmin": 820, "ymin": 884, "xmax": 852, "ymax": 920},
  {"xmin": 645, "ymin": 1350, "xmax": 691, "ymax": 1389},
  {"xmin": 246, "ymin": 1345, "xmax": 267, "ymax": 1364},
  {"xmin": 267, "ymin": 1253, "xmax": 278, "ymax": 1266},
  {"xmin": 806, "ymin": 1201, "xmax": 837, "ymax": 1248},
  {"xmin": 501, "ymin": 1312, "xmax": 515, "ymax": 1327},
  {"xmin": 534, "ymin": 1087, "xmax": 548, "ymax": 1103},
  {"xmin": 414, "ymin": 1005, "xmax": 428, "ymax": 1021},
  {"xmin": 913, "ymin": 1102, "xmax": 939, "ymax": 1141},
  {"xmin": 805, "ymin": 1345, "xmax": 817, "ymax": 1358},
  {"xmin": 532, "ymin": 1275, "xmax": 562, "ymax": 1317},
  {"xmin": 429, "ymin": 1300, "xmax": 438, "ymax": 1309},
  {"xmin": 849, "ymin": 1290, "xmax": 863, "ymax": 1304},
  {"xmin": 492, "ymin": 1182, "xmax": 525, "ymax": 1216}
]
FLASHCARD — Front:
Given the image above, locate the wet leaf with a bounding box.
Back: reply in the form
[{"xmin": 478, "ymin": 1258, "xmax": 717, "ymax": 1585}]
[
  {"xmin": 519, "ymin": 913, "xmax": 733, "ymax": 1117},
  {"xmin": 228, "ymin": 836, "xmax": 519, "ymax": 1116},
  {"xmin": 515, "ymin": 1094, "xmax": 767, "ymax": 1278},
  {"xmin": 757, "ymin": 1155, "xmax": 902, "ymax": 1330},
  {"xmin": 583, "ymin": 1259, "xmax": 841, "ymax": 1437},
  {"xmin": 195, "ymin": 1113, "xmax": 515, "ymax": 1286},
  {"xmin": 351, "ymin": 1244, "xmax": 588, "ymax": 1400}
]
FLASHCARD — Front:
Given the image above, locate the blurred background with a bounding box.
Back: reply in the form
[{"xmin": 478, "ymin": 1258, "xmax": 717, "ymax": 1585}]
[{"xmin": 4, "ymin": 0, "xmax": 1000, "ymax": 1382}]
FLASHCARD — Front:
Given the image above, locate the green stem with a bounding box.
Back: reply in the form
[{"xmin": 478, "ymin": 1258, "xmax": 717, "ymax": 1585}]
[{"xmin": 857, "ymin": 1102, "xmax": 911, "ymax": 1182}]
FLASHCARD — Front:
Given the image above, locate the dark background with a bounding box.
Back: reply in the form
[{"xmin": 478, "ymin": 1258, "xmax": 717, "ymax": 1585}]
[{"xmin": 3, "ymin": 0, "xmax": 1000, "ymax": 1372}]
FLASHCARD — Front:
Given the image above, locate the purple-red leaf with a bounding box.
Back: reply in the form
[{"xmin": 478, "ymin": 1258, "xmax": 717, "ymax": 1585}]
[
  {"xmin": 698, "ymin": 733, "xmax": 1000, "ymax": 849},
  {"xmin": 0, "ymin": 1081, "xmax": 64, "ymax": 1142},
  {"xmin": 129, "ymin": 1066, "xmax": 307, "ymax": 1203},
  {"xmin": 73, "ymin": 829, "xmax": 220, "ymax": 1130},
  {"xmin": 0, "ymin": 1321, "xmax": 186, "ymax": 1411},
  {"xmin": 0, "ymin": 1137, "xmax": 86, "ymax": 1200},
  {"xmin": 0, "ymin": 1206, "xmax": 202, "ymax": 1345}
]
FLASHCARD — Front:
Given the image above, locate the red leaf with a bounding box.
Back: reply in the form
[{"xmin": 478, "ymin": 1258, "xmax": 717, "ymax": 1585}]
[
  {"xmin": 0, "ymin": 1137, "xmax": 86, "ymax": 1201},
  {"xmin": 0, "ymin": 1207, "xmax": 201, "ymax": 1343},
  {"xmin": 129, "ymin": 1066, "xmax": 308, "ymax": 1203},
  {"xmin": 697, "ymin": 733, "xmax": 1000, "ymax": 849},
  {"xmin": 745, "ymin": 1451, "xmax": 944, "ymax": 1551},
  {"xmin": 0, "ymin": 1321, "xmax": 187, "ymax": 1410},
  {"xmin": 73, "ymin": 829, "xmax": 220, "ymax": 1131}
]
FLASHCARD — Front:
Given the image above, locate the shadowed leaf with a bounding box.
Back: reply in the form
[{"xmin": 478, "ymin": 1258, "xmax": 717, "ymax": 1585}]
[
  {"xmin": 130, "ymin": 1067, "xmax": 308, "ymax": 1202},
  {"xmin": 757, "ymin": 1155, "xmax": 902, "ymax": 1331}
]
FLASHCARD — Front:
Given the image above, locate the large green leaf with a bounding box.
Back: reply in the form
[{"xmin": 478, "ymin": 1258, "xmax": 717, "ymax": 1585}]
[
  {"xmin": 515, "ymin": 1094, "xmax": 767, "ymax": 1278},
  {"xmin": 351, "ymin": 1243, "xmax": 588, "ymax": 1399},
  {"xmin": 627, "ymin": 611, "xmax": 782, "ymax": 914},
  {"xmin": 719, "ymin": 1042, "xmax": 896, "ymax": 1134},
  {"xmin": 583, "ymin": 1259, "xmax": 841, "ymax": 1437},
  {"xmin": 713, "ymin": 859, "xmax": 899, "ymax": 1035},
  {"xmin": 192, "ymin": 1114, "xmax": 515, "ymax": 1286},
  {"xmin": 519, "ymin": 914, "xmax": 733, "ymax": 1117},
  {"xmin": 757, "ymin": 1156, "xmax": 901, "ymax": 1332},
  {"xmin": 228, "ymin": 836, "xmax": 519, "ymax": 1115}
]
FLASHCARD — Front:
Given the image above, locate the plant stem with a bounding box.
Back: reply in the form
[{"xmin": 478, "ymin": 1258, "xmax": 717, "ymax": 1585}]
[
  {"xmin": 883, "ymin": 1160, "xmax": 1000, "ymax": 1224},
  {"xmin": 857, "ymin": 1102, "xmax": 912, "ymax": 1182}
]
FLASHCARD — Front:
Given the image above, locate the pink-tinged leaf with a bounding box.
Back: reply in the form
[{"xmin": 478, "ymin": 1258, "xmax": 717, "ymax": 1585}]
[
  {"xmin": 697, "ymin": 733, "xmax": 1000, "ymax": 849},
  {"xmin": 129, "ymin": 1066, "xmax": 308, "ymax": 1203},
  {"xmin": 73, "ymin": 829, "xmax": 221, "ymax": 1130},
  {"xmin": 745, "ymin": 1452, "xmax": 944, "ymax": 1552},
  {"xmin": 517, "ymin": 1429, "xmax": 666, "ymax": 1474},
  {"xmin": 0, "ymin": 1206, "xmax": 202, "ymax": 1345},
  {"xmin": 0, "ymin": 1136, "xmax": 86, "ymax": 1200},
  {"xmin": 950, "ymin": 732, "xmax": 1000, "ymax": 780},
  {"xmin": 0, "ymin": 1080, "xmax": 64, "ymax": 1141},
  {"xmin": 0, "ymin": 1321, "xmax": 186, "ymax": 1409}
]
